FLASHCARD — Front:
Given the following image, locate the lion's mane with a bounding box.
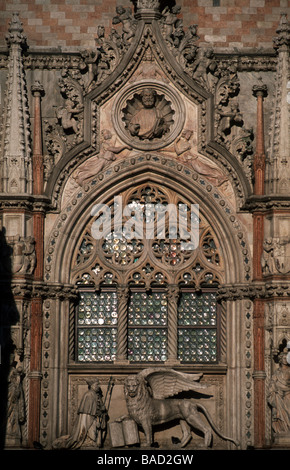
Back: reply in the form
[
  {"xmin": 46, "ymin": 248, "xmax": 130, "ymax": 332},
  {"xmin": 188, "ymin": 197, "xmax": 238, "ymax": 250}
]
[{"xmin": 124, "ymin": 376, "xmax": 153, "ymax": 425}]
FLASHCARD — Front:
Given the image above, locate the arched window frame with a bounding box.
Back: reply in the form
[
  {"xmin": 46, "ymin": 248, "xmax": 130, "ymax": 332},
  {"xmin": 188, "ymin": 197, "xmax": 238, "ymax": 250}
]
[{"xmin": 71, "ymin": 183, "xmax": 224, "ymax": 365}]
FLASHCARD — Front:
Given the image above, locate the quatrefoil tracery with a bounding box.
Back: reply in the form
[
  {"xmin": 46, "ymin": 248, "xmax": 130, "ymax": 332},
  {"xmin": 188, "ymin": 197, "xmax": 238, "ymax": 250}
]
[{"xmin": 71, "ymin": 183, "xmax": 224, "ymax": 288}]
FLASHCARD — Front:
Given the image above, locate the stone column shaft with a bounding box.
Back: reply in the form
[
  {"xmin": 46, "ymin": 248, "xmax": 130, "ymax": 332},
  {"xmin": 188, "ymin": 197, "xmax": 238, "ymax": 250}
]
[
  {"xmin": 252, "ymin": 80, "xmax": 267, "ymax": 196},
  {"xmin": 31, "ymin": 81, "xmax": 44, "ymax": 195},
  {"xmin": 116, "ymin": 286, "xmax": 129, "ymax": 363},
  {"xmin": 27, "ymin": 82, "xmax": 45, "ymax": 447},
  {"xmin": 166, "ymin": 285, "xmax": 179, "ymax": 364}
]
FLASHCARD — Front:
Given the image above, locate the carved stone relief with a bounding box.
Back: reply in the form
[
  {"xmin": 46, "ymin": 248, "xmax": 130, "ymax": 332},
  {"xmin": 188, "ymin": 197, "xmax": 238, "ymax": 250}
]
[
  {"xmin": 160, "ymin": 129, "xmax": 228, "ymax": 188},
  {"xmin": 52, "ymin": 378, "xmax": 111, "ymax": 450},
  {"xmin": 118, "ymin": 368, "xmax": 239, "ymax": 448},
  {"xmin": 268, "ymin": 346, "xmax": 290, "ymax": 436},
  {"xmin": 43, "ymin": 68, "xmax": 86, "ymax": 184},
  {"xmin": 1, "ymin": 235, "xmax": 36, "ymax": 275},
  {"xmin": 262, "ymin": 237, "xmax": 290, "ymax": 275},
  {"xmin": 5, "ymin": 353, "xmax": 26, "ymax": 447},
  {"xmin": 39, "ymin": 1, "xmax": 257, "ymax": 208},
  {"xmin": 73, "ymin": 129, "xmax": 131, "ymax": 187},
  {"xmin": 214, "ymin": 68, "xmax": 254, "ymax": 180},
  {"xmin": 112, "ymin": 81, "xmax": 185, "ymax": 151},
  {"xmin": 265, "ymin": 300, "xmax": 290, "ymax": 445}
]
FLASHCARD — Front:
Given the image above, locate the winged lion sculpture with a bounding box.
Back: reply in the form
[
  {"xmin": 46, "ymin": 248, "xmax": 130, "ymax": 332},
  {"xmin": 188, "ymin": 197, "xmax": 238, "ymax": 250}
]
[{"xmin": 118, "ymin": 368, "xmax": 240, "ymax": 449}]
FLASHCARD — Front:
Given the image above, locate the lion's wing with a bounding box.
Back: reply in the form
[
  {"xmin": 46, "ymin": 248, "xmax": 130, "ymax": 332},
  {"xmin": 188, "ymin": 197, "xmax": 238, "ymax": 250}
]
[{"xmin": 138, "ymin": 368, "xmax": 210, "ymax": 399}]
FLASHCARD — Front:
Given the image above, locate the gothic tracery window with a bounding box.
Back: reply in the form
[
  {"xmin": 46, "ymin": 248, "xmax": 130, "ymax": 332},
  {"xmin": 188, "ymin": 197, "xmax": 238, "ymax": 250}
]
[{"xmin": 71, "ymin": 183, "xmax": 224, "ymax": 365}]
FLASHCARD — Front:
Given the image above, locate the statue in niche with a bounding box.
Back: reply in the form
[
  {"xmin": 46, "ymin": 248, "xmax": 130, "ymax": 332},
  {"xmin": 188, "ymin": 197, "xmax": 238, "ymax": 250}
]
[
  {"xmin": 5, "ymin": 354, "xmax": 26, "ymax": 446},
  {"xmin": 161, "ymin": 129, "xmax": 228, "ymax": 187},
  {"xmin": 74, "ymin": 129, "xmax": 131, "ymax": 186},
  {"xmin": 22, "ymin": 236, "xmax": 36, "ymax": 275},
  {"xmin": 52, "ymin": 379, "xmax": 109, "ymax": 450},
  {"xmin": 216, "ymin": 100, "xmax": 243, "ymax": 142},
  {"xmin": 268, "ymin": 347, "xmax": 290, "ymax": 434},
  {"xmin": 123, "ymin": 88, "xmax": 174, "ymax": 141},
  {"xmin": 262, "ymin": 237, "xmax": 290, "ymax": 275},
  {"xmin": 7, "ymin": 235, "xmax": 36, "ymax": 275}
]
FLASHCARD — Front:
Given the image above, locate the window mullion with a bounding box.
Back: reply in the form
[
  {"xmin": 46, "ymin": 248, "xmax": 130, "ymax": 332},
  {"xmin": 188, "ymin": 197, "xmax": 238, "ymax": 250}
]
[
  {"xmin": 115, "ymin": 285, "xmax": 129, "ymax": 363},
  {"xmin": 166, "ymin": 284, "xmax": 180, "ymax": 364}
]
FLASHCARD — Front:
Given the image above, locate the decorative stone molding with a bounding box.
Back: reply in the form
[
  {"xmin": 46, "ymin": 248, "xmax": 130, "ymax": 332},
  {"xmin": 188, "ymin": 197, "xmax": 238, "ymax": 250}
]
[{"xmin": 273, "ymin": 12, "xmax": 290, "ymax": 51}]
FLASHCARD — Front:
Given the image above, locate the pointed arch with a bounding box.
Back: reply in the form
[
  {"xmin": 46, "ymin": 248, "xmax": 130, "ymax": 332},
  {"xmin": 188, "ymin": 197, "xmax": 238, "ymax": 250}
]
[
  {"xmin": 45, "ymin": 155, "xmax": 251, "ymax": 286},
  {"xmin": 44, "ymin": 18, "xmax": 252, "ymax": 210}
]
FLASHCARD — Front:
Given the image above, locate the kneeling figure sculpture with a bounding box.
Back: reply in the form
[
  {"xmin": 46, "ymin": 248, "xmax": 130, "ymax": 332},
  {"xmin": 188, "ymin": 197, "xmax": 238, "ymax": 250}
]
[{"xmin": 121, "ymin": 368, "xmax": 239, "ymax": 449}]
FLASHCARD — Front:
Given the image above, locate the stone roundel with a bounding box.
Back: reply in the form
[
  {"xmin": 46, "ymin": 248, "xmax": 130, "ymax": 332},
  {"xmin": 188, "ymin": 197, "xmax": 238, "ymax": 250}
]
[{"xmin": 112, "ymin": 80, "xmax": 186, "ymax": 151}]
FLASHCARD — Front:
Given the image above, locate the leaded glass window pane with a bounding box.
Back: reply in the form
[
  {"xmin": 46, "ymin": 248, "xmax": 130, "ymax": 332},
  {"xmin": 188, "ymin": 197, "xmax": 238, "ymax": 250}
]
[
  {"xmin": 77, "ymin": 290, "xmax": 118, "ymax": 362},
  {"xmin": 128, "ymin": 291, "xmax": 167, "ymax": 326},
  {"xmin": 128, "ymin": 291, "xmax": 167, "ymax": 362},
  {"xmin": 177, "ymin": 290, "xmax": 218, "ymax": 363},
  {"xmin": 73, "ymin": 183, "xmax": 223, "ymax": 365},
  {"xmin": 128, "ymin": 328, "xmax": 167, "ymax": 362}
]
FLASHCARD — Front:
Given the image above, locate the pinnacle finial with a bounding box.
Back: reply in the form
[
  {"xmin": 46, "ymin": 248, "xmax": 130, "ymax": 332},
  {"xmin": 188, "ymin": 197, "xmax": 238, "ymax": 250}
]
[
  {"xmin": 5, "ymin": 12, "xmax": 27, "ymax": 48},
  {"xmin": 273, "ymin": 12, "xmax": 289, "ymax": 50},
  {"xmin": 132, "ymin": 0, "xmax": 162, "ymax": 20},
  {"xmin": 133, "ymin": 0, "xmax": 160, "ymax": 10}
]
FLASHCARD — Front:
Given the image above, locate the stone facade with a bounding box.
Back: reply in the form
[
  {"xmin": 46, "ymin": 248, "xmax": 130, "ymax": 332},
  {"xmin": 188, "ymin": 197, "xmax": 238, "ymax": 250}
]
[{"xmin": 0, "ymin": 0, "xmax": 289, "ymax": 452}]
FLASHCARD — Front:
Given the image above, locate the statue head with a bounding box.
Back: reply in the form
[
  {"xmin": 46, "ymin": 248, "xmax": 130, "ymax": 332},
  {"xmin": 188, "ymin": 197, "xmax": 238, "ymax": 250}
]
[
  {"xmin": 278, "ymin": 348, "xmax": 289, "ymax": 367},
  {"xmin": 86, "ymin": 379, "xmax": 101, "ymax": 392},
  {"xmin": 140, "ymin": 88, "xmax": 157, "ymax": 108},
  {"xmin": 101, "ymin": 129, "xmax": 113, "ymax": 141},
  {"xmin": 116, "ymin": 6, "xmax": 125, "ymax": 15}
]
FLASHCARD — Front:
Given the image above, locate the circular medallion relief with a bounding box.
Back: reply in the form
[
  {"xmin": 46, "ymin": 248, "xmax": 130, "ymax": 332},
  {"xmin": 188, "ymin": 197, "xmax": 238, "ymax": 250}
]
[{"xmin": 112, "ymin": 81, "xmax": 186, "ymax": 151}]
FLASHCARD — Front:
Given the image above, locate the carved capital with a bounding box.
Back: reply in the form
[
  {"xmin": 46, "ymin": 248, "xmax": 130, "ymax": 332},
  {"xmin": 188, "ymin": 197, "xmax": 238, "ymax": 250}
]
[
  {"xmin": 31, "ymin": 80, "xmax": 45, "ymax": 97},
  {"xmin": 252, "ymin": 78, "xmax": 268, "ymax": 99}
]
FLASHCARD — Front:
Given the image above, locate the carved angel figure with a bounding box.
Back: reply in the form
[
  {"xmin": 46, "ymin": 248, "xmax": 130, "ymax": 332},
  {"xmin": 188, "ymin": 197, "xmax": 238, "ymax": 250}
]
[
  {"xmin": 73, "ymin": 129, "xmax": 131, "ymax": 186},
  {"xmin": 112, "ymin": 6, "xmax": 136, "ymax": 42},
  {"xmin": 118, "ymin": 368, "xmax": 240, "ymax": 448}
]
